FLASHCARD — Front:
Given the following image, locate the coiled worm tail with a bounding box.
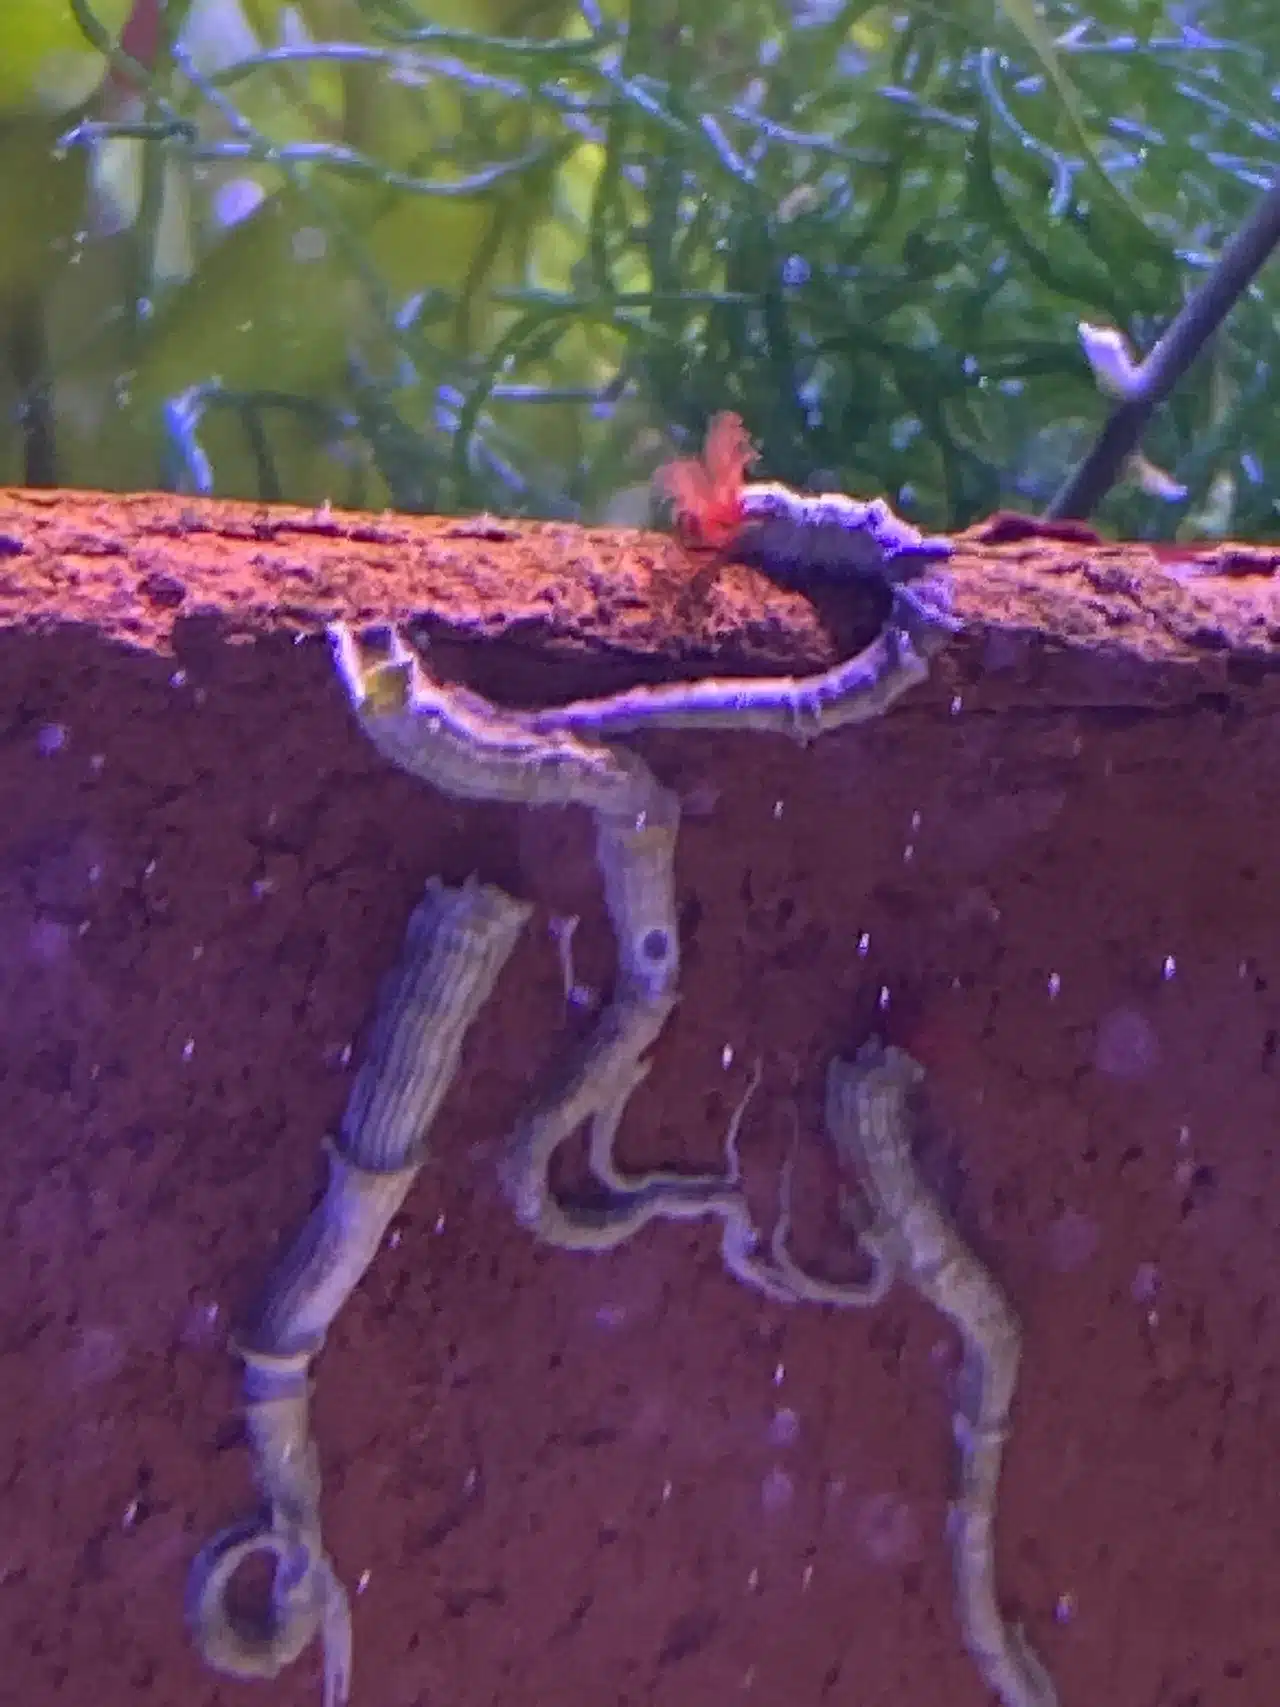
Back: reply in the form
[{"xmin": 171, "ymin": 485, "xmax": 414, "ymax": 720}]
[
  {"xmin": 187, "ymin": 1367, "xmax": 352, "ymax": 1707},
  {"xmin": 189, "ymin": 878, "xmax": 529, "ymax": 1707},
  {"xmin": 186, "ymin": 1514, "xmax": 351, "ymax": 1705},
  {"xmin": 329, "ymin": 622, "xmax": 657, "ymax": 817},
  {"xmin": 525, "ymin": 620, "xmax": 938, "ymax": 744}
]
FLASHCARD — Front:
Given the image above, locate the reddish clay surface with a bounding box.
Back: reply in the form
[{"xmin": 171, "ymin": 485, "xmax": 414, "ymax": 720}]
[{"xmin": 2, "ymin": 488, "xmax": 1279, "ymax": 1707}]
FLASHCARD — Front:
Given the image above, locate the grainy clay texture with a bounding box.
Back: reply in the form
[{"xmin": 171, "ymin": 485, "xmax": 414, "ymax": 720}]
[{"xmin": 2, "ymin": 486, "xmax": 1280, "ymax": 1707}]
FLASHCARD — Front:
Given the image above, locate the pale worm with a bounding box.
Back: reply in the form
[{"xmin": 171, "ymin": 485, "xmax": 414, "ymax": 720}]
[
  {"xmin": 188, "ymin": 587, "xmax": 951, "ymax": 1704},
  {"xmin": 187, "ymin": 879, "xmax": 531, "ymax": 1707},
  {"xmin": 331, "ymin": 621, "xmax": 777, "ymax": 1257},
  {"xmin": 799, "ymin": 1041, "xmax": 1058, "ymax": 1707},
  {"xmin": 654, "ymin": 411, "xmax": 957, "ymax": 630},
  {"xmin": 526, "ymin": 616, "xmax": 948, "ymax": 744},
  {"xmin": 328, "ymin": 624, "xmax": 660, "ymax": 819}
]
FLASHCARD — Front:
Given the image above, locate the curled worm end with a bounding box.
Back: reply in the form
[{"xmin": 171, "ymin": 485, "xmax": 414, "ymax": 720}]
[{"xmin": 186, "ymin": 1517, "xmax": 350, "ymax": 1702}]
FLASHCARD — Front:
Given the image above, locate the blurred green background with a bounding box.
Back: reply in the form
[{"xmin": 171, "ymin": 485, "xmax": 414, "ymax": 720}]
[{"xmin": 1, "ymin": 0, "xmax": 1277, "ymax": 539}]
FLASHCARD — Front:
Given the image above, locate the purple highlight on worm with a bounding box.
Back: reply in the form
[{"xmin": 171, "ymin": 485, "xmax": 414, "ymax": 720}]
[{"xmin": 735, "ymin": 481, "xmax": 955, "ymax": 586}]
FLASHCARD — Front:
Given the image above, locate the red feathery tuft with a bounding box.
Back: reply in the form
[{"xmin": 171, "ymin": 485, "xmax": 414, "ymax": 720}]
[{"xmin": 655, "ymin": 411, "xmax": 758, "ymax": 549}]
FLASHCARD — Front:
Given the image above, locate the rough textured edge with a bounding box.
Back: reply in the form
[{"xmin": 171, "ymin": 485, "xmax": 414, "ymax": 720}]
[{"xmin": 1, "ymin": 487, "xmax": 1278, "ymax": 712}]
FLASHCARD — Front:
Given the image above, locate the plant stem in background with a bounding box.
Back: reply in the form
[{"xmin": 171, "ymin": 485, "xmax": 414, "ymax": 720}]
[{"xmin": 1047, "ymin": 174, "xmax": 1280, "ymax": 522}]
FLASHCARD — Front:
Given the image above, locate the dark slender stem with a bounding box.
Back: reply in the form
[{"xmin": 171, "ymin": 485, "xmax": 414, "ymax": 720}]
[
  {"xmin": 1046, "ymin": 173, "xmax": 1280, "ymax": 521},
  {"xmin": 7, "ymin": 293, "xmax": 56, "ymax": 488}
]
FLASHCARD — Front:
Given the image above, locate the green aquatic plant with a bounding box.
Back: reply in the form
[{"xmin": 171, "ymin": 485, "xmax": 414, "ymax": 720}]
[{"xmin": 3, "ymin": 0, "xmax": 1279, "ymax": 534}]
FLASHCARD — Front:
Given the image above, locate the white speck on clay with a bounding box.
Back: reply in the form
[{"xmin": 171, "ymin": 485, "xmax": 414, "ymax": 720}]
[
  {"xmin": 1161, "ymin": 954, "xmax": 1177, "ymax": 980},
  {"xmin": 36, "ymin": 723, "xmax": 67, "ymax": 754},
  {"xmin": 1130, "ymin": 1262, "xmax": 1160, "ymax": 1303},
  {"xmin": 181, "ymin": 1038, "xmax": 195, "ymax": 1061},
  {"xmin": 1047, "ymin": 971, "xmax": 1062, "ymax": 998},
  {"xmin": 721, "ymin": 1043, "xmax": 735, "ymax": 1070}
]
